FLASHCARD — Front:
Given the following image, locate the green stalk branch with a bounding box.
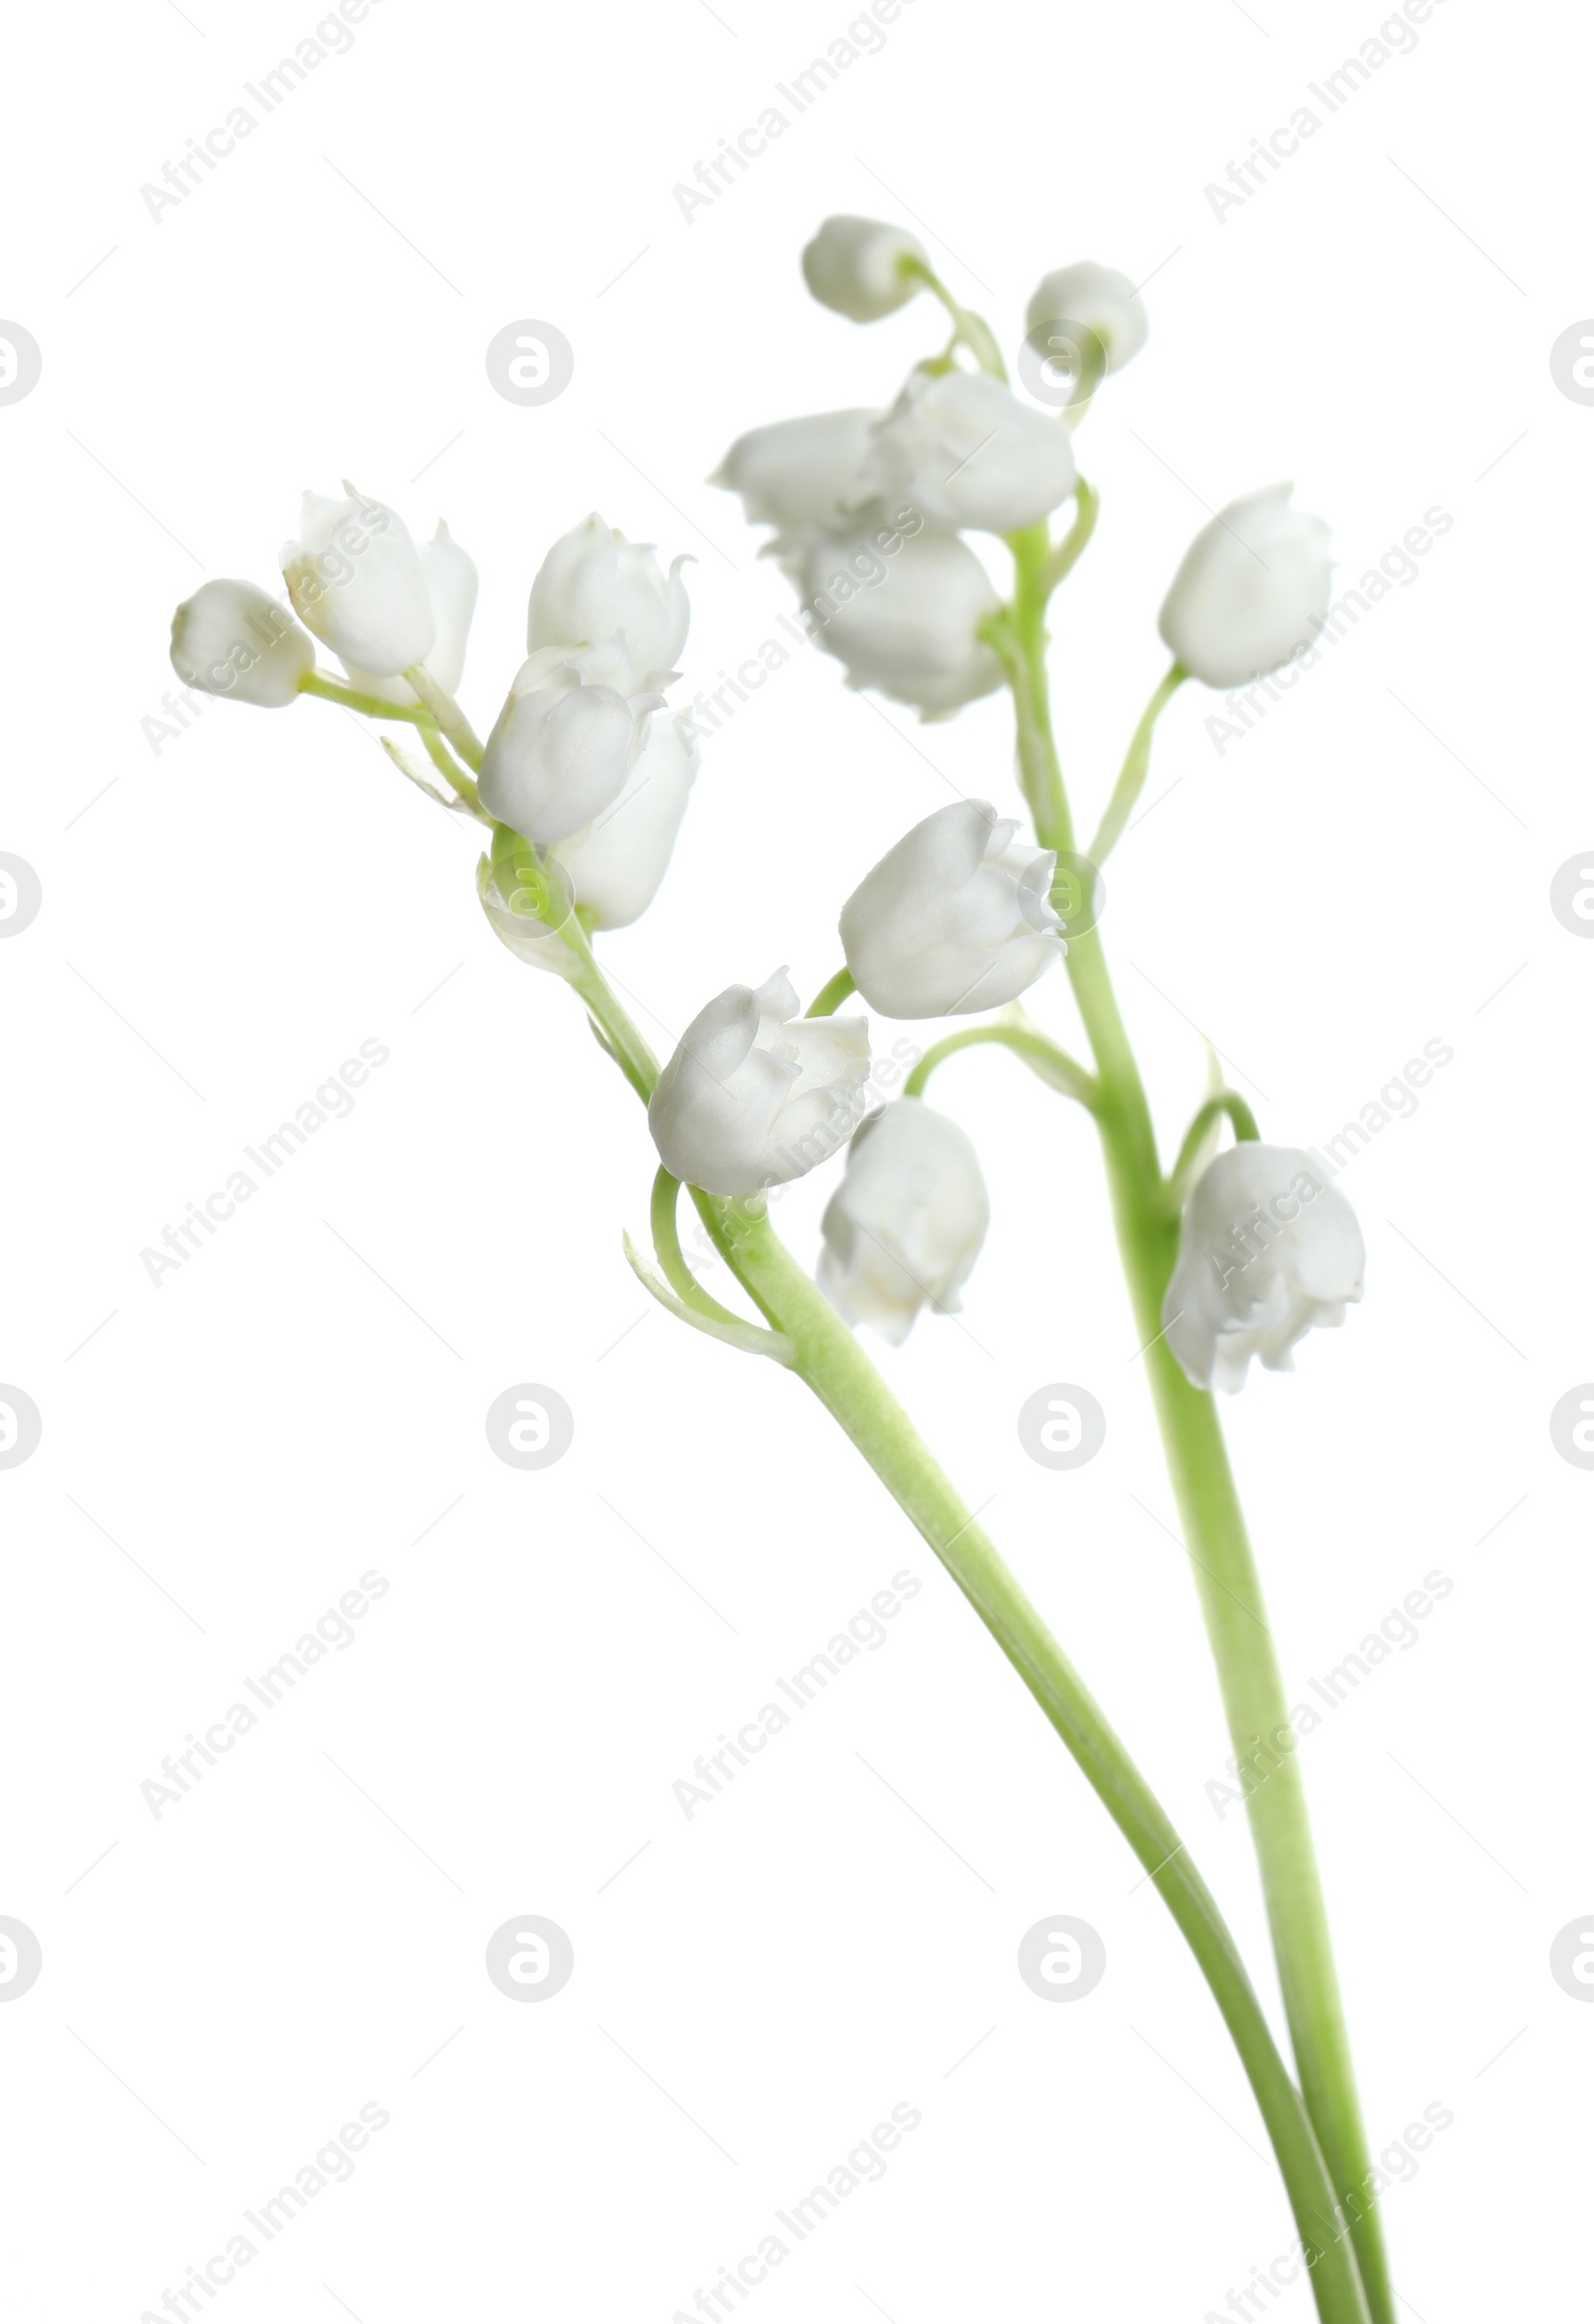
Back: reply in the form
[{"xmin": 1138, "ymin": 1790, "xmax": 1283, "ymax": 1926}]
[
  {"xmin": 300, "ymin": 670, "xmax": 432, "ymax": 724},
  {"xmin": 1168, "ymin": 1093, "xmax": 1261, "ymax": 1205},
  {"xmin": 1005, "ymin": 549, "xmax": 1392, "ymax": 2324},
  {"xmin": 1041, "ymin": 478, "xmax": 1099, "ymax": 594},
  {"xmin": 403, "ymin": 664, "xmax": 486, "ymax": 771},
  {"xmin": 904, "ymin": 1019, "xmax": 1097, "ymax": 1109},
  {"xmin": 904, "ymin": 262, "xmax": 1008, "ymax": 381},
  {"xmin": 806, "ymin": 965, "xmax": 858, "ymax": 1018},
  {"xmin": 416, "ymin": 720, "xmax": 484, "ymax": 817},
  {"xmin": 1087, "ymin": 661, "xmax": 1187, "ymax": 867},
  {"xmin": 649, "ymin": 1167, "xmax": 762, "ymax": 1334}
]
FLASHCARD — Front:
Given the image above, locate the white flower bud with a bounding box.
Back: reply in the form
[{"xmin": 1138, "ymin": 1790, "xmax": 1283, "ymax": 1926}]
[
  {"xmin": 819, "ymin": 1098, "xmax": 989, "ymax": 1345},
  {"xmin": 1159, "ymin": 484, "xmax": 1332, "ymax": 689},
  {"xmin": 339, "ymin": 521, "xmax": 478, "ymax": 705},
  {"xmin": 553, "ymin": 711, "xmax": 698, "ymax": 929},
  {"xmin": 475, "ymin": 854, "xmax": 581, "ymax": 981},
  {"xmin": 528, "ymin": 513, "xmax": 690, "ymax": 693},
  {"xmin": 840, "ymin": 800, "xmax": 1063, "ymax": 1017},
  {"xmin": 1164, "ymin": 1144, "xmax": 1365, "ymax": 1394},
  {"xmin": 863, "ymin": 372, "xmax": 1077, "ymax": 535},
  {"xmin": 801, "ymin": 215, "xmax": 928, "ymax": 322},
  {"xmin": 711, "ymin": 410, "xmax": 879, "ymax": 540},
  {"xmin": 648, "ymin": 968, "xmax": 871, "ymax": 1197},
  {"xmin": 800, "ymin": 522, "xmax": 1003, "ymax": 714},
  {"xmin": 1025, "ymin": 262, "xmax": 1149, "ymax": 375},
  {"xmin": 281, "ymin": 484, "xmax": 436, "ymax": 677},
  {"xmin": 169, "ymin": 580, "xmax": 314, "ymax": 707},
  {"xmin": 478, "ymin": 643, "xmax": 661, "ymax": 846}
]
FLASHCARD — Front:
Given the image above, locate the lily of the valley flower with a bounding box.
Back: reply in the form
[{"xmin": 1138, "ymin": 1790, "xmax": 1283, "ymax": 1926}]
[
  {"xmin": 1163, "ymin": 1143, "xmax": 1365, "ymax": 1394},
  {"xmin": 840, "ymin": 800, "xmax": 1064, "ymax": 1017},
  {"xmin": 169, "ymin": 580, "xmax": 314, "ymax": 706},
  {"xmin": 339, "ymin": 521, "xmax": 478, "ymax": 705},
  {"xmin": 553, "ymin": 711, "xmax": 698, "ymax": 929},
  {"xmin": 281, "ymin": 484, "xmax": 435, "ymax": 677},
  {"xmin": 819, "ymin": 1098, "xmax": 990, "ymax": 1345},
  {"xmin": 1159, "ymin": 484, "xmax": 1332, "ymax": 689},
  {"xmin": 528, "ymin": 514, "xmax": 690, "ymax": 694},
  {"xmin": 801, "ymin": 215, "xmax": 928, "ymax": 322},
  {"xmin": 800, "ymin": 522, "xmax": 1003, "ymax": 714},
  {"xmin": 711, "ymin": 409, "xmax": 880, "ymax": 543},
  {"xmin": 648, "ymin": 968, "xmax": 870, "ymax": 1196},
  {"xmin": 1025, "ymin": 261, "xmax": 1149, "ymax": 375},
  {"xmin": 863, "ymin": 371, "xmax": 1077, "ymax": 535},
  {"xmin": 478, "ymin": 643, "xmax": 661, "ymax": 846}
]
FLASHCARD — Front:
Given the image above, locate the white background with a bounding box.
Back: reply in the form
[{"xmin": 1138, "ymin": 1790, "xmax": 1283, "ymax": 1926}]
[{"xmin": 2, "ymin": 0, "xmax": 1587, "ymax": 2316}]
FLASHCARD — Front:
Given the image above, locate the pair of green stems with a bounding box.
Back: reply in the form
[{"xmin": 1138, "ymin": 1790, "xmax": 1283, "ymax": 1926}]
[{"xmin": 300, "ymin": 513, "xmax": 1387, "ymax": 2318}]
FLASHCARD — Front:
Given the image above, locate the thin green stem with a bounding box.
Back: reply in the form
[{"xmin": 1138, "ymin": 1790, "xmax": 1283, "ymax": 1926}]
[
  {"xmin": 1087, "ymin": 662, "xmax": 1188, "ymax": 867},
  {"xmin": 1168, "ymin": 1093, "xmax": 1261, "ymax": 1206},
  {"xmin": 903, "ymin": 261, "xmax": 1007, "ymax": 380},
  {"xmin": 1005, "ymin": 560, "xmax": 1392, "ymax": 2324},
  {"xmin": 711, "ymin": 1221, "xmax": 1374, "ymax": 2324},
  {"xmin": 806, "ymin": 966, "xmax": 857, "ymax": 1018},
  {"xmin": 299, "ymin": 670, "xmax": 432, "ymax": 724},
  {"xmin": 649, "ymin": 1167, "xmax": 757, "ymax": 1332},
  {"xmin": 403, "ymin": 665, "xmax": 486, "ymax": 771},
  {"xmin": 990, "ymin": 530, "xmax": 1073, "ymax": 846},
  {"xmin": 904, "ymin": 1021, "xmax": 1097, "ymax": 1109},
  {"xmin": 1041, "ymin": 478, "xmax": 1099, "ymax": 595},
  {"xmin": 416, "ymin": 720, "xmax": 484, "ymax": 817}
]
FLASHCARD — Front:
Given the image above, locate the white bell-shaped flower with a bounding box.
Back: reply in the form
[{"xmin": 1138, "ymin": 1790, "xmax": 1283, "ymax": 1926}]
[
  {"xmin": 527, "ymin": 514, "xmax": 689, "ymax": 694},
  {"xmin": 478, "ymin": 643, "xmax": 661, "ymax": 846},
  {"xmin": 169, "ymin": 580, "xmax": 314, "ymax": 706},
  {"xmin": 1025, "ymin": 262, "xmax": 1149, "ymax": 376},
  {"xmin": 1163, "ymin": 1144, "xmax": 1365, "ymax": 1394},
  {"xmin": 1159, "ymin": 484, "xmax": 1332, "ymax": 689},
  {"xmin": 819, "ymin": 1098, "xmax": 990, "ymax": 1344},
  {"xmin": 711, "ymin": 410, "xmax": 879, "ymax": 542},
  {"xmin": 840, "ymin": 800, "xmax": 1063, "ymax": 1017},
  {"xmin": 800, "ymin": 522, "xmax": 1003, "ymax": 714},
  {"xmin": 648, "ymin": 968, "xmax": 871, "ymax": 1197},
  {"xmin": 801, "ymin": 215, "xmax": 927, "ymax": 321},
  {"xmin": 281, "ymin": 484, "xmax": 435, "ymax": 677},
  {"xmin": 862, "ymin": 372, "xmax": 1077, "ymax": 535},
  {"xmin": 553, "ymin": 711, "xmax": 698, "ymax": 929},
  {"xmin": 339, "ymin": 521, "xmax": 478, "ymax": 705}
]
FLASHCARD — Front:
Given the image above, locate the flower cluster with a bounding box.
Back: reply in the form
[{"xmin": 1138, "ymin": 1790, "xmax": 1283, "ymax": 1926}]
[
  {"xmin": 170, "ymin": 495, "xmax": 701, "ymax": 931},
  {"xmin": 168, "ymin": 214, "xmax": 1359, "ymax": 1391}
]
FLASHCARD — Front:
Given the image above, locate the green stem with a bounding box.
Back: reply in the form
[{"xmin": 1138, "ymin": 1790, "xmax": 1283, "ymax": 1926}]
[
  {"xmin": 1006, "ymin": 566, "xmax": 1392, "ymax": 2324},
  {"xmin": 416, "ymin": 719, "xmax": 484, "ymax": 817},
  {"xmin": 299, "ymin": 670, "xmax": 432, "ymax": 724},
  {"xmin": 806, "ymin": 966, "xmax": 857, "ymax": 1018},
  {"xmin": 1167, "ymin": 1093, "xmax": 1261, "ymax": 1204},
  {"xmin": 470, "ymin": 848, "xmax": 1373, "ymax": 2323},
  {"xmin": 713, "ymin": 1218, "xmax": 1374, "ymax": 2324},
  {"xmin": 1041, "ymin": 478, "xmax": 1100, "ymax": 594},
  {"xmin": 649, "ymin": 1168, "xmax": 755, "ymax": 1331},
  {"xmin": 993, "ymin": 529, "xmax": 1073, "ymax": 844},
  {"xmin": 403, "ymin": 665, "xmax": 486, "ymax": 771},
  {"xmin": 903, "ymin": 261, "xmax": 1007, "ymax": 381},
  {"xmin": 1087, "ymin": 662, "xmax": 1188, "ymax": 867},
  {"xmin": 904, "ymin": 1020, "xmax": 1097, "ymax": 1109}
]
